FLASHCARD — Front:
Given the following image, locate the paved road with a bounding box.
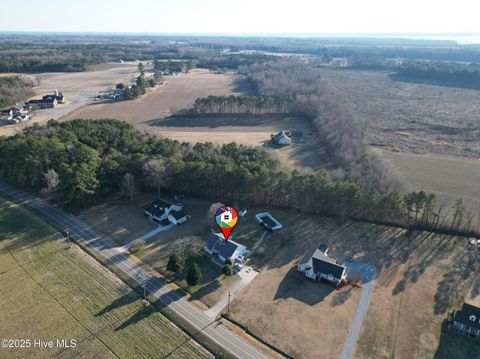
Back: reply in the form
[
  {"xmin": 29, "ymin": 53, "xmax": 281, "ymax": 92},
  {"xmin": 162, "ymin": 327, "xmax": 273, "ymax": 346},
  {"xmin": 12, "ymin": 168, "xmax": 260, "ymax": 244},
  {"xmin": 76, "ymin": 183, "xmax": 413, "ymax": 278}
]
[
  {"xmin": 0, "ymin": 181, "xmax": 271, "ymax": 359},
  {"xmin": 338, "ymin": 261, "xmax": 377, "ymax": 359}
]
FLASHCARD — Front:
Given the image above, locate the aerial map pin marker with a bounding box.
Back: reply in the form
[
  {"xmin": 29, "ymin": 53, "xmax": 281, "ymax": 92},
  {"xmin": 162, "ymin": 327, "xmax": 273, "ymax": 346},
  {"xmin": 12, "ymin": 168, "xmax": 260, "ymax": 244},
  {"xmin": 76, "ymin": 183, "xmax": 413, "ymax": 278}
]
[{"xmin": 215, "ymin": 206, "xmax": 238, "ymax": 241}]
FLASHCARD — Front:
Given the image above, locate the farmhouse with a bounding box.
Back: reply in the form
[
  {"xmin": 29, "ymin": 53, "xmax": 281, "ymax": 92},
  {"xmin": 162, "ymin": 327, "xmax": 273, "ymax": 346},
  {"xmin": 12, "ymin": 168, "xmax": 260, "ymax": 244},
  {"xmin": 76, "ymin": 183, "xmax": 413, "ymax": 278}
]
[
  {"xmin": 204, "ymin": 232, "xmax": 247, "ymax": 263},
  {"xmin": 297, "ymin": 244, "xmax": 347, "ymax": 285},
  {"xmin": 271, "ymin": 130, "xmax": 292, "ymax": 146},
  {"xmin": 256, "ymin": 212, "xmax": 283, "ymax": 230},
  {"xmin": 26, "ymin": 90, "xmax": 65, "ymax": 109},
  {"xmin": 144, "ymin": 199, "xmax": 188, "ymax": 225},
  {"xmin": 1, "ymin": 106, "xmax": 31, "ymax": 124},
  {"xmin": 452, "ymin": 302, "xmax": 480, "ymax": 338}
]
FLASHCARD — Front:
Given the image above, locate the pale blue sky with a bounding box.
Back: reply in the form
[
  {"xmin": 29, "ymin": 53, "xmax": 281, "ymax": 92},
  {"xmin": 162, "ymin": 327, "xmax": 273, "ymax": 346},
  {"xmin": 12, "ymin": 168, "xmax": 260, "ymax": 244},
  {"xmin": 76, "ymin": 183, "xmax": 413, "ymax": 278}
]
[{"xmin": 0, "ymin": 0, "xmax": 478, "ymax": 34}]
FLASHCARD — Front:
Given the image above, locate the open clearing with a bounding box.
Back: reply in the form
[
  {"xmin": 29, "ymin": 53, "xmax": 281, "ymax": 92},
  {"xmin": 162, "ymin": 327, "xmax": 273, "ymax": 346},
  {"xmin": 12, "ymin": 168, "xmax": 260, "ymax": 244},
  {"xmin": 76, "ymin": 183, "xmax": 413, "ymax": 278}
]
[
  {"xmin": 322, "ymin": 69, "xmax": 480, "ymax": 211},
  {"xmin": 229, "ymin": 211, "xmax": 480, "ymax": 359},
  {"xmin": 0, "ymin": 196, "xmax": 210, "ymax": 359},
  {"xmin": 321, "ymin": 69, "xmax": 480, "ymax": 158},
  {"xmin": 377, "ymin": 149, "xmax": 480, "ymax": 212},
  {"xmin": 63, "ymin": 68, "xmax": 250, "ymax": 125}
]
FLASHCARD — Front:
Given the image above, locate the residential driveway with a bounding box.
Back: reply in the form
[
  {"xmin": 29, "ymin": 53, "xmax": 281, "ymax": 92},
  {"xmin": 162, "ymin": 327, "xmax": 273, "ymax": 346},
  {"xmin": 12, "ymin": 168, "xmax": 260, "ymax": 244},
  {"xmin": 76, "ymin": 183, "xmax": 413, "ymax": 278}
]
[
  {"xmin": 339, "ymin": 260, "xmax": 377, "ymax": 359},
  {"xmin": 205, "ymin": 266, "xmax": 258, "ymax": 319},
  {"xmin": 138, "ymin": 223, "xmax": 174, "ymax": 240}
]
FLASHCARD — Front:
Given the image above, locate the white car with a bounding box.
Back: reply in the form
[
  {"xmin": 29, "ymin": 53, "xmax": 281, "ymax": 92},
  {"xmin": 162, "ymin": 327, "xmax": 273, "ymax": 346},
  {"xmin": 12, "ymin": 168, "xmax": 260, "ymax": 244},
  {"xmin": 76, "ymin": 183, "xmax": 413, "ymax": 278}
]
[{"xmin": 234, "ymin": 263, "xmax": 244, "ymax": 271}]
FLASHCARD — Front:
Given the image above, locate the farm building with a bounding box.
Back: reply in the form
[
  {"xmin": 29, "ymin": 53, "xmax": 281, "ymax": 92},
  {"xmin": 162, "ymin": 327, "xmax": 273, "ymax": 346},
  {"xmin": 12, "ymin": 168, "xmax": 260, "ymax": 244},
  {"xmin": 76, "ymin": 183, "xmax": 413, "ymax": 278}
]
[
  {"xmin": 1, "ymin": 105, "xmax": 31, "ymax": 124},
  {"xmin": 26, "ymin": 90, "xmax": 65, "ymax": 109},
  {"xmin": 256, "ymin": 212, "xmax": 282, "ymax": 230},
  {"xmin": 144, "ymin": 199, "xmax": 188, "ymax": 225},
  {"xmin": 452, "ymin": 302, "xmax": 480, "ymax": 338},
  {"xmin": 271, "ymin": 130, "xmax": 292, "ymax": 146},
  {"xmin": 271, "ymin": 129, "xmax": 305, "ymax": 146},
  {"xmin": 204, "ymin": 232, "xmax": 247, "ymax": 263},
  {"xmin": 297, "ymin": 244, "xmax": 347, "ymax": 285}
]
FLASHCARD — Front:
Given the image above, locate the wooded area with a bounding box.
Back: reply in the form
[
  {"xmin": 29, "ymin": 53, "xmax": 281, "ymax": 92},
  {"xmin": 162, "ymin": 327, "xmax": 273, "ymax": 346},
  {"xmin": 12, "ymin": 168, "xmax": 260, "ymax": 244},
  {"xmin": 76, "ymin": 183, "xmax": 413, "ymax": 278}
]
[
  {"xmin": 191, "ymin": 95, "xmax": 293, "ymax": 115},
  {"xmin": 0, "ymin": 75, "xmax": 36, "ymax": 108},
  {"xmin": 393, "ymin": 60, "xmax": 480, "ymax": 89},
  {"xmin": 0, "ymin": 119, "xmax": 478, "ymax": 236}
]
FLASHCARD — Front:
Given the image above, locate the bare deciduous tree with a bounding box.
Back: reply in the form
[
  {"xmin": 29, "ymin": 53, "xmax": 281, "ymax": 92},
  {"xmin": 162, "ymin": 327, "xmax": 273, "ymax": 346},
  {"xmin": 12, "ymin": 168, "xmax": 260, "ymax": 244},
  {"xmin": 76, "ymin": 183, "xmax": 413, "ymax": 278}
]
[
  {"xmin": 143, "ymin": 158, "xmax": 167, "ymax": 197},
  {"xmin": 121, "ymin": 173, "xmax": 136, "ymax": 202}
]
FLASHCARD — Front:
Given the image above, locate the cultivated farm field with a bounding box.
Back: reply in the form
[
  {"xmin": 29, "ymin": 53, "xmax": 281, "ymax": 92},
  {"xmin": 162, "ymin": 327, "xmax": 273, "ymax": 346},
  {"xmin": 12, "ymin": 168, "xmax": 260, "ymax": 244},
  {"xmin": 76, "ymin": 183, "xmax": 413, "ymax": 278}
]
[{"xmin": 0, "ymin": 196, "xmax": 210, "ymax": 359}]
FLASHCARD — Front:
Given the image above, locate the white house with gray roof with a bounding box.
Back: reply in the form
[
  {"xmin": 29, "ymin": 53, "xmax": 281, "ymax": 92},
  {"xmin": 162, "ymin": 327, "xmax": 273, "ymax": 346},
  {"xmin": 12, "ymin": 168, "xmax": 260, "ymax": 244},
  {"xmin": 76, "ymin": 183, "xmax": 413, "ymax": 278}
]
[{"xmin": 297, "ymin": 244, "xmax": 346, "ymax": 285}]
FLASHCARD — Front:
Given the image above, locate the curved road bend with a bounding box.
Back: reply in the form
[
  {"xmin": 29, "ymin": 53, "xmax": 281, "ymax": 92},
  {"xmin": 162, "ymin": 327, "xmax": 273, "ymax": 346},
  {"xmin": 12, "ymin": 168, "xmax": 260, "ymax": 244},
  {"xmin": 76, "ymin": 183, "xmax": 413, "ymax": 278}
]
[{"xmin": 0, "ymin": 181, "xmax": 270, "ymax": 359}]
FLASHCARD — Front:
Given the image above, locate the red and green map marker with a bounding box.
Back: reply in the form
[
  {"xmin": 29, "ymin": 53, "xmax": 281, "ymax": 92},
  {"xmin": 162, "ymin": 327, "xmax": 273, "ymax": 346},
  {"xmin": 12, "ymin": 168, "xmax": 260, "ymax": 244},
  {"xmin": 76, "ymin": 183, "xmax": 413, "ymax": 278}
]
[{"xmin": 215, "ymin": 206, "xmax": 238, "ymax": 241}]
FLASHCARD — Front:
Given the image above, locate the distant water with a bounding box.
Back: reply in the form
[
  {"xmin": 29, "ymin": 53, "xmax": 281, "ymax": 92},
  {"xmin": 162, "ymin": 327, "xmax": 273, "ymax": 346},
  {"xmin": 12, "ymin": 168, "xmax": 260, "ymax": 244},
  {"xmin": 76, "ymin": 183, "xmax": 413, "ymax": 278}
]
[{"xmin": 1, "ymin": 31, "xmax": 480, "ymax": 44}]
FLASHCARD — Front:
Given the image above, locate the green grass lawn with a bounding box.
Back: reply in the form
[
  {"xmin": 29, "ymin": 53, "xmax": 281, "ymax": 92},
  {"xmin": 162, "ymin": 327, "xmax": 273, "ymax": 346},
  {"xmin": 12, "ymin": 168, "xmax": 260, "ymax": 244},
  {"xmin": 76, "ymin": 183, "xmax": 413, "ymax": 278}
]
[{"xmin": 0, "ymin": 198, "xmax": 210, "ymax": 359}]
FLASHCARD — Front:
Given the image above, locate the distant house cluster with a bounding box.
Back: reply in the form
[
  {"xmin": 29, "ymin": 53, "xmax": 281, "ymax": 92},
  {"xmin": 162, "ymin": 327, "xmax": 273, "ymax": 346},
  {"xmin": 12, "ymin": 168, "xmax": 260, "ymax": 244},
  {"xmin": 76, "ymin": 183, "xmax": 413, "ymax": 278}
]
[
  {"xmin": 26, "ymin": 90, "xmax": 65, "ymax": 109},
  {"xmin": 144, "ymin": 199, "xmax": 190, "ymax": 226},
  {"xmin": 452, "ymin": 302, "xmax": 480, "ymax": 338},
  {"xmin": 1, "ymin": 105, "xmax": 30, "ymax": 124},
  {"xmin": 204, "ymin": 232, "xmax": 247, "ymax": 264},
  {"xmin": 297, "ymin": 244, "xmax": 347, "ymax": 286}
]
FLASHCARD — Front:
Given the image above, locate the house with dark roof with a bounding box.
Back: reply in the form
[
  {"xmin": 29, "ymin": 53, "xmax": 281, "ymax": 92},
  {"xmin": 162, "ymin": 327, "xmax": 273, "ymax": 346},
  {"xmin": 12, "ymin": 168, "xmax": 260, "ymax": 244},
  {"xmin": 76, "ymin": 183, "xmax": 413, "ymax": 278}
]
[
  {"xmin": 204, "ymin": 233, "xmax": 247, "ymax": 263},
  {"xmin": 297, "ymin": 244, "xmax": 346, "ymax": 285},
  {"xmin": 25, "ymin": 90, "xmax": 65, "ymax": 110},
  {"xmin": 452, "ymin": 302, "xmax": 480, "ymax": 337},
  {"xmin": 144, "ymin": 198, "xmax": 187, "ymax": 225}
]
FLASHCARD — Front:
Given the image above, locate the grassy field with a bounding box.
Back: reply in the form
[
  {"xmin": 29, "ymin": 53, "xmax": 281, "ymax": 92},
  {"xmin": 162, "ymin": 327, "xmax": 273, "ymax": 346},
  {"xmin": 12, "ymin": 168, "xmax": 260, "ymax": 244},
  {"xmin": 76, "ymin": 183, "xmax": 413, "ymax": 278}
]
[
  {"xmin": 377, "ymin": 149, "xmax": 480, "ymax": 213},
  {"xmin": 63, "ymin": 69, "xmax": 251, "ymax": 126},
  {"xmin": 321, "ymin": 69, "xmax": 480, "ymax": 158},
  {"xmin": 229, "ymin": 210, "xmax": 480, "ymax": 359},
  {"xmin": 79, "ymin": 193, "xmax": 246, "ymax": 308},
  {"xmin": 0, "ymin": 197, "xmax": 210, "ymax": 359}
]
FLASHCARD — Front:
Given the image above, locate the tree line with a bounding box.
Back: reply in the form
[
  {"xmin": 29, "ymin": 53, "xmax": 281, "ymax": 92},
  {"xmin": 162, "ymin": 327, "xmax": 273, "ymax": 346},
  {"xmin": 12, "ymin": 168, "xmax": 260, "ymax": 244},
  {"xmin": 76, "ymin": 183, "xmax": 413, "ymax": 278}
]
[
  {"xmin": 191, "ymin": 95, "xmax": 294, "ymax": 115},
  {"xmin": 0, "ymin": 119, "xmax": 478, "ymax": 237},
  {"xmin": 0, "ymin": 76, "xmax": 36, "ymax": 108},
  {"xmin": 239, "ymin": 60, "xmax": 402, "ymax": 192},
  {"xmin": 392, "ymin": 60, "xmax": 480, "ymax": 89}
]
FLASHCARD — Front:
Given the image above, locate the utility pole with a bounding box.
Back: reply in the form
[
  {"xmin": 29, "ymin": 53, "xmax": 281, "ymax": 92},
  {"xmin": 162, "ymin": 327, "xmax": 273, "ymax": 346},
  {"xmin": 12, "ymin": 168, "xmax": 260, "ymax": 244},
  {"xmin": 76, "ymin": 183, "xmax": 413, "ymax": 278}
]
[
  {"xmin": 65, "ymin": 229, "xmax": 71, "ymax": 248},
  {"xmin": 227, "ymin": 290, "xmax": 231, "ymax": 314}
]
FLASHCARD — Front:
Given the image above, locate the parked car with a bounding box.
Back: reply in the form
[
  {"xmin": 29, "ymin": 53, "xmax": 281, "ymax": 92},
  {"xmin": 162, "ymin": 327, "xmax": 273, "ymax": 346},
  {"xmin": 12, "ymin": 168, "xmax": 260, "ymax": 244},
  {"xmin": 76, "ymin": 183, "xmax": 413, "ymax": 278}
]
[{"xmin": 234, "ymin": 263, "xmax": 244, "ymax": 271}]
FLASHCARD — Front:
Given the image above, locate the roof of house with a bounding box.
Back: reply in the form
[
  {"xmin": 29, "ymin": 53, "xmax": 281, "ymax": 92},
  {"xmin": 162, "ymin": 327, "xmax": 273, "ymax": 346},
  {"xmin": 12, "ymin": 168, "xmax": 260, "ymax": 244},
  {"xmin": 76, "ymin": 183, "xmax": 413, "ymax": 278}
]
[
  {"xmin": 205, "ymin": 233, "xmax": 222, "ymax": 251},
  {"xmin": 218, "ymin": 240, "xmax": 241, "ymax": 259},
  {"xmin": 169, "ymin": 210, "xmax": 187, "ymax": 220},
  {"xmin": 272, "ymin": 130, "xmax": 292, "ymax": 143},
  {"xmin": 205, "ymin": 232, "xmax": 246, "ymax": 260},
  {"xmin": 454, "ymin": 303, "xmax": 480, "ymax": 330},
  {"xmin": 312, "ymin": 253, "xmax": 345, "ymax": 279},
  {"xmin": 153, "ymin": 199, "xmax": 172, "ymax": 209},
  {"xmin": 299, "ymin": 245, "xmax": 345, "ymax": 279},
  {"xmin": 299, "ymin": 247, "xmax": 317, "ymax": 266}
]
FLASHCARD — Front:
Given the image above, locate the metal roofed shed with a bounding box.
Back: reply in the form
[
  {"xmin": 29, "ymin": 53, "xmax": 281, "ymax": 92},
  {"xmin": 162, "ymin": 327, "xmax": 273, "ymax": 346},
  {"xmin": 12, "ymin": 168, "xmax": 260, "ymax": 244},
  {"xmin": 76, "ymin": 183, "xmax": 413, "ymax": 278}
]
[{"xmin": 255, "ymin": 212, "xmax": 282, "ymax": 230}]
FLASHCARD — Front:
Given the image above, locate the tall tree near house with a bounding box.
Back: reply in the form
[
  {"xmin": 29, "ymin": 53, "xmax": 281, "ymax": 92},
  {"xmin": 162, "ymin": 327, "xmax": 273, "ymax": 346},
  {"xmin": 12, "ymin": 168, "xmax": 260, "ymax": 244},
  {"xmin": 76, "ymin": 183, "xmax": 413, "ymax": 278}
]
[
  {"xmin": 138, "ymin": 62, "xmax": 144, "ymax": 72},
  {"xmin": 207, "ymin": 202, "xmax": 224, "ymax": 227},
  {"xmin": 143, "ymin": 158, "xmax": 167, "ymax": 198},
  {"xmin": 167, "ymin": 251, "xmax": 184, "ymax": 273},
  {"xmin": 121, "ymin": 172, "xmax": 136, "ymax": 202},
  {"xmin": 187, "ymin": 263, "xmax": 202, "ymax": 286}
]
